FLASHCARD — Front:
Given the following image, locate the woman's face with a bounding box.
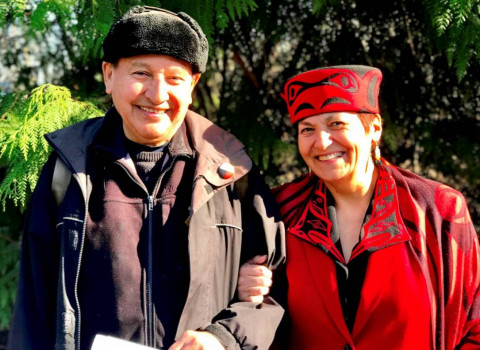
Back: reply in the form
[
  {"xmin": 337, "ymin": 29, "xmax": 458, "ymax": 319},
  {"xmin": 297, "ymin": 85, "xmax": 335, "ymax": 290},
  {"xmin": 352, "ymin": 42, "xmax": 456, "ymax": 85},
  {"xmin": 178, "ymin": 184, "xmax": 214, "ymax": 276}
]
[{"xmin": 297, "ymin": 112, "xmax": 382, "ymax": 188}]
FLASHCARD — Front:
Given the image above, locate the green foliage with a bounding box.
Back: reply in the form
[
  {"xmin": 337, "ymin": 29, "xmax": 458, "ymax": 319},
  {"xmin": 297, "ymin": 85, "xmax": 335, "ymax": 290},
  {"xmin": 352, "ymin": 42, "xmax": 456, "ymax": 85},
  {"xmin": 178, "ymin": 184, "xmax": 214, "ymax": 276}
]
[
  {"xmin": 312, "ymin": 0, "xmax": 480, "ymax": 79},
  {"xmin": 158, "ymin": 0, "xmax": 258, "ymax": 49},
  {"xmin": 0, "ymin": 84, "xmax": 102, "ymax": 209},
  {"xmin": 0, "ymin": 0, "xmax": 26, "ymax": 25},
  {"xmin": 0, "ymin": 187, "xmax": 22, "ymax": 331},
  {"xmin": 223, "ymin": 0, "xmax": 257, "ymax": 21},
  {"xmin": 28, "ymin": 0, "xmax": 114, "ymax": 64},
  {"xmin": 0, "ymin": 231, "xmax": 20, "ymax": 330},
  {"xmin": 312, "ymin": 0, "xmax": 339, "ymax": 14},
  {"xmin": 420, "ymin": 0, "xmax": 480, "ymax": 79}
]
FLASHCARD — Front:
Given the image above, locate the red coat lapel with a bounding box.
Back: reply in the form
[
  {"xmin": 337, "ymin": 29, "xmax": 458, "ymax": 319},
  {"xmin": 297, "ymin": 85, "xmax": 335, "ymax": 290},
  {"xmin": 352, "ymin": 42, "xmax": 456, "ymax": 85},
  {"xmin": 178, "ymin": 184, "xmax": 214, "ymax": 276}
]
[{"xmin": 280, "ymin": 164, "xmax": 410, "ymax": 263}]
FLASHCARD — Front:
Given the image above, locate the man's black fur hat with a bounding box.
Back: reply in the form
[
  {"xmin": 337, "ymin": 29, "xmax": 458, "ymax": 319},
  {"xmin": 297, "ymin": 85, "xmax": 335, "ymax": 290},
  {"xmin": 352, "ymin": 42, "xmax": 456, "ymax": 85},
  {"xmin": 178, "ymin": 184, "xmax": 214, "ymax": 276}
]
[{"xmin": 102, "ymin": 6, "xmax": 208, "ymax": 73}]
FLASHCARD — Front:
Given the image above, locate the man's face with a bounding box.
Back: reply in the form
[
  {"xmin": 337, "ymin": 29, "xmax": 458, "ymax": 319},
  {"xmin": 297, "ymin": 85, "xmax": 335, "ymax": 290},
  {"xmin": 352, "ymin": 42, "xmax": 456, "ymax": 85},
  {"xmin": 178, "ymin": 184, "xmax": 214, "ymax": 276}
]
[{"xmin": 103, "ymin": 55, "xmax": 200, "ymax": 146}]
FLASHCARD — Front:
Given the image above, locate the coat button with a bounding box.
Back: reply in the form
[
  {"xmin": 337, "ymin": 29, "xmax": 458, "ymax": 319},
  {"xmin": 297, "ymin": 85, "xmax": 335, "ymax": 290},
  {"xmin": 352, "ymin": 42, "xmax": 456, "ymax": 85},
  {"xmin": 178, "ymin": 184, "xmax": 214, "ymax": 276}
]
[{"xmin": 218, "ymin": 163, "xmax": 234, "ymax": 179}]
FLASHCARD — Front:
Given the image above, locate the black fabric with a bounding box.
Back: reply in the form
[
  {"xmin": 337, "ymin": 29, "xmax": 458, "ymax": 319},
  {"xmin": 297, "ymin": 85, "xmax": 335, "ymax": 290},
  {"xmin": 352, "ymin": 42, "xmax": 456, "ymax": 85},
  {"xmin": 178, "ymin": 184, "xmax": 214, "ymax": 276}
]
[
  {"xmin": 102, "ymin": 5, "xmax": 208, "ymax": 73},
  {"xmin": 152, "ymin": 129, "xmax": 194, "ymax": 347},
  {"xmin": 124, "ymin": 137, "xmax": 167, "ymax": 193},
  {"xmin": 327, "ymin": 190, "xmax": 371, "ymax": 333},
  {"xmin": 335, "ymin": 254, "xmax": 369, "ymax": 332}
]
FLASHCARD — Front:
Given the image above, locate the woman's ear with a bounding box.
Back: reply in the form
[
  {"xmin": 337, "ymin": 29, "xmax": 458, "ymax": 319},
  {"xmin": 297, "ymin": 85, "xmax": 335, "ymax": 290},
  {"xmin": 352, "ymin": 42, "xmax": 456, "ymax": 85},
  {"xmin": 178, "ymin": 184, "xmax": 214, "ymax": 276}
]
[{"xmin": 370, "ymin": 114, "xmax": 383, "ymax": 143}]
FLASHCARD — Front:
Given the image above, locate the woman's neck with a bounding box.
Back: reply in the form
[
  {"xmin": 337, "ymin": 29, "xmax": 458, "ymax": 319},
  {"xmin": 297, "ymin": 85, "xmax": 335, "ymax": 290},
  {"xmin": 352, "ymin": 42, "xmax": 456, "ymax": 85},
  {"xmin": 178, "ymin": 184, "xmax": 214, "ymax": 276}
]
[
  {"xmin": 325, "ymin": 160, "xmax": 378, "ymax": 207},
  {"xmin": 326, "ymin": 160, "xmax": 379, "ymax": 262}
]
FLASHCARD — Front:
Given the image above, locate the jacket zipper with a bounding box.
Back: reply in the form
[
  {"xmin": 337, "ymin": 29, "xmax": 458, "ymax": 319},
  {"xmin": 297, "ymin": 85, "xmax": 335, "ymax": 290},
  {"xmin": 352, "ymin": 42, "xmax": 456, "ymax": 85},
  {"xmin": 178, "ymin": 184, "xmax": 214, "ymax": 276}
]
[
  {"xmin": 48, "ymin": 152, "xmax": 87, "ymax": 350},
  {"xmin": 74, "ymin": 187, "xmax": 88, "ymax": 350},
  {"xmin": 145, "ymin": 195, "xmax": 155, "ymax": 347},
  {"xmin": 145, "ymin": 155, "xmax": 177, "ymax": 347},
  {"xmin": 73, "ymin": 152, "xmax": 181, "ymax": 349},
  {"xmin": 114, "ymin": 155, "xmax": 177, "ymax": 348}
]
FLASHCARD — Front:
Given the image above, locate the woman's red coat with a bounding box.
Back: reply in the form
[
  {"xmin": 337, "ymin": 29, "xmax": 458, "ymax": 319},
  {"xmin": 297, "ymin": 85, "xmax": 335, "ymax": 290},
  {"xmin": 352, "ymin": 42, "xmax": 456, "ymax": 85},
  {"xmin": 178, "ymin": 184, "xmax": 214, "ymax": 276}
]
[{"xmin": 274, "ymin": 161, "xmax": 480, "ymax": 349}]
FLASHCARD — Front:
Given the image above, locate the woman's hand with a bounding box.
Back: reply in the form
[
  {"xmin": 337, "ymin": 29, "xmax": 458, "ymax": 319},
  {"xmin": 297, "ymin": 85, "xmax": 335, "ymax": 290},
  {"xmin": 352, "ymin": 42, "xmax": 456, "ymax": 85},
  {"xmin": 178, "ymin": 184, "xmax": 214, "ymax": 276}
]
[{"xmin": 238, "ymin": 255, "xmax": 273, "ymax": 303}]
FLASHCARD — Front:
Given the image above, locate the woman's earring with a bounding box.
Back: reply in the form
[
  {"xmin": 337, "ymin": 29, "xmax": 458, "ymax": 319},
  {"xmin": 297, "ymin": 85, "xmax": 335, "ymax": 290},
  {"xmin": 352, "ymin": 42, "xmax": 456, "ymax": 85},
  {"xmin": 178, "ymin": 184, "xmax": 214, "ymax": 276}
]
[{"xmin": 374, "ymin": 143, "xmax": 381, "ymax": 164}]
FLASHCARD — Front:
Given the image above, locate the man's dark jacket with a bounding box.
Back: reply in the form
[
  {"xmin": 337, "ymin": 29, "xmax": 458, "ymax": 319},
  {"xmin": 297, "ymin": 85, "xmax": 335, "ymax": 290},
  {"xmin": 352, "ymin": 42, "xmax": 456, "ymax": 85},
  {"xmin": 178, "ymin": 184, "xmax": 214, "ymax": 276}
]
[{"xmin": 7, "ymin": 108, "xmax": 285, "ymax": 350}]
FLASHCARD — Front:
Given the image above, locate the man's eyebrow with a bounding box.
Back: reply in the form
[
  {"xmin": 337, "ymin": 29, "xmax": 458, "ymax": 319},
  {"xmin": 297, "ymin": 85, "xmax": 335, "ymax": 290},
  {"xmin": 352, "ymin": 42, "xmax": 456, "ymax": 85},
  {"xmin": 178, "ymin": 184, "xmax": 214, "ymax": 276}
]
[
  {"xmin": 128, "ymin": 62, "xmax": 188, "ymax": 74},
  {"xmin": 129, "ymin": 62, "xmax": 150, "ymax": 69}
]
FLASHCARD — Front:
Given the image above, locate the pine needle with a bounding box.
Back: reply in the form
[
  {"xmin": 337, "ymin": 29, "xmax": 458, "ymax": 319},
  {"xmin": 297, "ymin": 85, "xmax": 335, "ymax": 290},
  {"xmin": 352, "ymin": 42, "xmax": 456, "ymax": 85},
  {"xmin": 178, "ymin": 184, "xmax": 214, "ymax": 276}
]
[{"xmin": 0, "ymin": 84, "xmax": 102, "ymax": 209}]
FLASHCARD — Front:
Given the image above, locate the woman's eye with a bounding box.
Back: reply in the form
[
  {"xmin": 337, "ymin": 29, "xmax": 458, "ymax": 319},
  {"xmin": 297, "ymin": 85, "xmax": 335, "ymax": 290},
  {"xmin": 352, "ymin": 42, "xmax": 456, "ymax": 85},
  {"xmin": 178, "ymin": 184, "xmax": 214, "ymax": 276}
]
[
  {"xmin": 330, "ymin": 121, "xmax": 345, "ymax": 128},
  {"xmin": 299, "ymin": 127, "xmax": 314, "ymax": 134}
]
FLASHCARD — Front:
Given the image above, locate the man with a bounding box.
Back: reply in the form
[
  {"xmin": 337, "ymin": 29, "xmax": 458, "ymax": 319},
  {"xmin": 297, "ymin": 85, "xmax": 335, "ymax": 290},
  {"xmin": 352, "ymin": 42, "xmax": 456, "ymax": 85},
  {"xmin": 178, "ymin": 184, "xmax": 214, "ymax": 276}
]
[{"xmin": 7, "ymin": 6, "xmax": 285, "ymax": 350}]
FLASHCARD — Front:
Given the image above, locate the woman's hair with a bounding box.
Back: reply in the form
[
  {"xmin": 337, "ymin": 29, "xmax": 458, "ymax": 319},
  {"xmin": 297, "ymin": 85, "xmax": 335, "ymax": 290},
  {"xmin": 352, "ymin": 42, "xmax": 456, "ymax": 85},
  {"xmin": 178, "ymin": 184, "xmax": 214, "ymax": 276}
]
[
  {"xmin": 357, "ymin": 113, "xmax": 380, "ymax": 132},
  {"xmin": 357, "ymin": 113, "xmax": 383, "ymax": 157}
]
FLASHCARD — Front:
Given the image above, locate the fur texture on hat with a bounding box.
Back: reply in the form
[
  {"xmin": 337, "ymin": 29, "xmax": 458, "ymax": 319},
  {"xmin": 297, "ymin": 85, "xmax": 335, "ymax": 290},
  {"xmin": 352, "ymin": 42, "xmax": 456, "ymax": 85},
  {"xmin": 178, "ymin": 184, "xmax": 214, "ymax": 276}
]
[
  {"xmin": 281, "ymin": 65, "xmax": 383, "ymax": 124},
  {"xmin": 102, "ymin": 6, "xmax": 208, "ymax": 73}
]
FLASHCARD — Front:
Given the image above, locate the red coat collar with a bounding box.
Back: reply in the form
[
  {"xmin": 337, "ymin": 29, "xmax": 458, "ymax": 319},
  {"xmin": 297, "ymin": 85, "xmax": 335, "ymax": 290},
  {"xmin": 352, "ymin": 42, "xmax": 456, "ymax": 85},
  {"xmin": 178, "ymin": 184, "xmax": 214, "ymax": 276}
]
[{"xmin": 283, "ymin": 163, "xmax": 411, "ymax": 264}]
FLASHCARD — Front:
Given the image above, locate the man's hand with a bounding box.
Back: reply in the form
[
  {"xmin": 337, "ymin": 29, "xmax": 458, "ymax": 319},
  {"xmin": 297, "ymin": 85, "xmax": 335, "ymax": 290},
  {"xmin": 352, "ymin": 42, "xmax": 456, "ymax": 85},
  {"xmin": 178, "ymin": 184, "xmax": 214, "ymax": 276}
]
[
  {"xmin": 169, "ymin": 330, "xmax": 225, "ymax": 350},
  {"xmin": 238, "ymin": 255, "xmax": 273, "ymax": 304}
]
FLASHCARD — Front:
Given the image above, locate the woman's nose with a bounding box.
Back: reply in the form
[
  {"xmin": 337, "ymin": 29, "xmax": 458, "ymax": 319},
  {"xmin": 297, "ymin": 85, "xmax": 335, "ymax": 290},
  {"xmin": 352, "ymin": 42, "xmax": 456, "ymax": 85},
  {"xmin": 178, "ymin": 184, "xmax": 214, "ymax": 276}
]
[{"xmin": 314, "ymin": 130, "xmax": 332, "ymax": 149}]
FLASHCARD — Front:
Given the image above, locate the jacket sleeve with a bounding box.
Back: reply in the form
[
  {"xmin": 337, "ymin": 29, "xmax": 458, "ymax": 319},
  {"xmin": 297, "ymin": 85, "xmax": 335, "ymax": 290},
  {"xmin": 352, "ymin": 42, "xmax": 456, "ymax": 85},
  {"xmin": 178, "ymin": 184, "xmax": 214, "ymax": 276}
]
[
  {"xmin": 7, "ymin": 153, "xmax": 60, "ymax": 350},
  {"xmin": 458, "ymin": 234, "xmax": 480, "ymax": 349},
  {"xmin": 437, "ymin": 188, "xmax": 480, "ymax": 349},
  {"xmin": 203, "ymin": 165, "xmax": 286, "ymax": 350},
  {"xmin": 453, "ymin": 210, "xmax": 480, "ymax": 349}
]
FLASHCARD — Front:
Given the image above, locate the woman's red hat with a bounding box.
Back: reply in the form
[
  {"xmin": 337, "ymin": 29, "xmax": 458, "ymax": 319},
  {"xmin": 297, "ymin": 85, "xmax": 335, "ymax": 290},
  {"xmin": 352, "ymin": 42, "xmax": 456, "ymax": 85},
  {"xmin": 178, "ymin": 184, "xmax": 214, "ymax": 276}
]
[{"xmin": 281, "ymin": 65, "xmax": 383, "ymax": 124}]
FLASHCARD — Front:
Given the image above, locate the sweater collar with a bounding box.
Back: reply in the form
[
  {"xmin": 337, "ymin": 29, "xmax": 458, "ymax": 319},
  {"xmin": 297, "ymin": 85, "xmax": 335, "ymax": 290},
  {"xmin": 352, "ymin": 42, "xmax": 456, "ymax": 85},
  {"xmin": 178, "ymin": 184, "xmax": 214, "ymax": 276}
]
[{"xmin": 92, "ymin": 107, "xmax": 193, "ymax": 161}]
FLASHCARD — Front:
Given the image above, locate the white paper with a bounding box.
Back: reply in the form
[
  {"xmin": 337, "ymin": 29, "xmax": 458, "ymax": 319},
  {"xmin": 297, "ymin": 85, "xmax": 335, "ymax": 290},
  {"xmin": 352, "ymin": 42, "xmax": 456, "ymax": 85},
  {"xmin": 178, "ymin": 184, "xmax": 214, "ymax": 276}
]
[{"xmin": 91, "ymin": 334, "xmax": 157, "ymax": 350}]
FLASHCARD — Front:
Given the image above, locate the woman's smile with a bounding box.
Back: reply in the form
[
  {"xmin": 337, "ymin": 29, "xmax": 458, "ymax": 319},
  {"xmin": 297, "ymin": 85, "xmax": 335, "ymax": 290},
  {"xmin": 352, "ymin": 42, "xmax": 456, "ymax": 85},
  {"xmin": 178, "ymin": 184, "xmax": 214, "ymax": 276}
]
[{"xmin": 316, "ymin": 151, "xmax": 345, "ymax": 161}]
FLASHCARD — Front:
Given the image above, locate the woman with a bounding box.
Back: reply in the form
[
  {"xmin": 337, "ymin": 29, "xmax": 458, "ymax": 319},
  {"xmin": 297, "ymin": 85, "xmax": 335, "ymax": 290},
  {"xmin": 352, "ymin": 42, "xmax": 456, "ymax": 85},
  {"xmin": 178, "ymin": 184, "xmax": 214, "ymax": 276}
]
[{"xmin": 238, "ymin": 65, "xmax": 480, "ymax": 349}]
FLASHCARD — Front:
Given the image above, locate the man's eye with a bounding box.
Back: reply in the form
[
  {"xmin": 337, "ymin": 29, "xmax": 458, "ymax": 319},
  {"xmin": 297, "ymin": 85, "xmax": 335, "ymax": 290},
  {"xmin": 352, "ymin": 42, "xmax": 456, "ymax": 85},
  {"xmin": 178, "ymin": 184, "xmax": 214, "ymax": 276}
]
[
  {"xmin": 168, "ymin": 76, "xmax": 185, "ymax": 82},
  {"xmin": 133, "ymin": 71, "xmax": 148, "ymax": 76}
]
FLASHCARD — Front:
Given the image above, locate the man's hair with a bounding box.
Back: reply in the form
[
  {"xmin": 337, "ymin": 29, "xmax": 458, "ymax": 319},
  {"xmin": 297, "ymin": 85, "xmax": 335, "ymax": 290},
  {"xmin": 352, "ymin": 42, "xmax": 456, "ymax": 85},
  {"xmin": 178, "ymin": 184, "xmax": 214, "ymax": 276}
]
[{"xmin": 102, "ymin": 6, "xmax": 209, "ymax": 73}]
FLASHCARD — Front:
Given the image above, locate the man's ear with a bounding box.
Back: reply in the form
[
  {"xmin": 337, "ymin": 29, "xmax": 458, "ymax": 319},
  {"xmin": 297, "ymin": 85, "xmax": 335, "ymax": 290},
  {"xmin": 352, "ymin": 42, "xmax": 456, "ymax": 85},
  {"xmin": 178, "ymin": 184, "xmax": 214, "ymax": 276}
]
[
  {"xmin": 102, "ymin": 61, "xmax": 114, "ymax": 94},
  {"xmin": 191, "ymin": 73, "xmax": 201, "ymax": 90},
  {"xmin": 187, "ymin": 73, "xmax": 201, "ymax": 105}
]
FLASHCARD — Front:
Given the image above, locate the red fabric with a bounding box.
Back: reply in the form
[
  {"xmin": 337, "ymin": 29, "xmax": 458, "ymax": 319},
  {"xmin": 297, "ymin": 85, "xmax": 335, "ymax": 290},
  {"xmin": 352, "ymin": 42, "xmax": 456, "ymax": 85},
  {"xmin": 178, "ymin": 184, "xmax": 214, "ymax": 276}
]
[
  {"xmin": 287, "ymin": 166, "xmax": 410, "ymax": 264},
  {"xmin": 274, "ymin": 160, "xmax": 480, "ymax": 349},
  {"xmin": 280, "ymin": 66, "xmax": 382, "ymax": 124}
]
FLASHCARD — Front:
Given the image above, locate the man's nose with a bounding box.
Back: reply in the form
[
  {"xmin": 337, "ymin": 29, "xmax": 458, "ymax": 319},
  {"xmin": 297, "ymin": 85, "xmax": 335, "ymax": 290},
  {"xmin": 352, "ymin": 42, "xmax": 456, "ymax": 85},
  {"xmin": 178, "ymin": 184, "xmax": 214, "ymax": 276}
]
[{"xmin": 146, "ymin": 79, "xmax": 169, "ymax": 104}]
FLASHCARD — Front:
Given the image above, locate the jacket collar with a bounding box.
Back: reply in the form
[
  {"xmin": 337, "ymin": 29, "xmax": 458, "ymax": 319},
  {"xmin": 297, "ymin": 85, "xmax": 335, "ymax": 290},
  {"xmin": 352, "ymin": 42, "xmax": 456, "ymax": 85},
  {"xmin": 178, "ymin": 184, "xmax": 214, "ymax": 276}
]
[
  {"xmin": 45, "ymin": 108, "xmax": 252, "ymax": 211},
  {"xmin": 183, "ymin": 110, "xmax": 252, "ymax": 213},
  {"xmin": 45, "ymin": 114, "xmax": 105, "ymax": 200},
  {"xmin": 287, "ymin": 162, "xmax": 411, "ymax": 264}
]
